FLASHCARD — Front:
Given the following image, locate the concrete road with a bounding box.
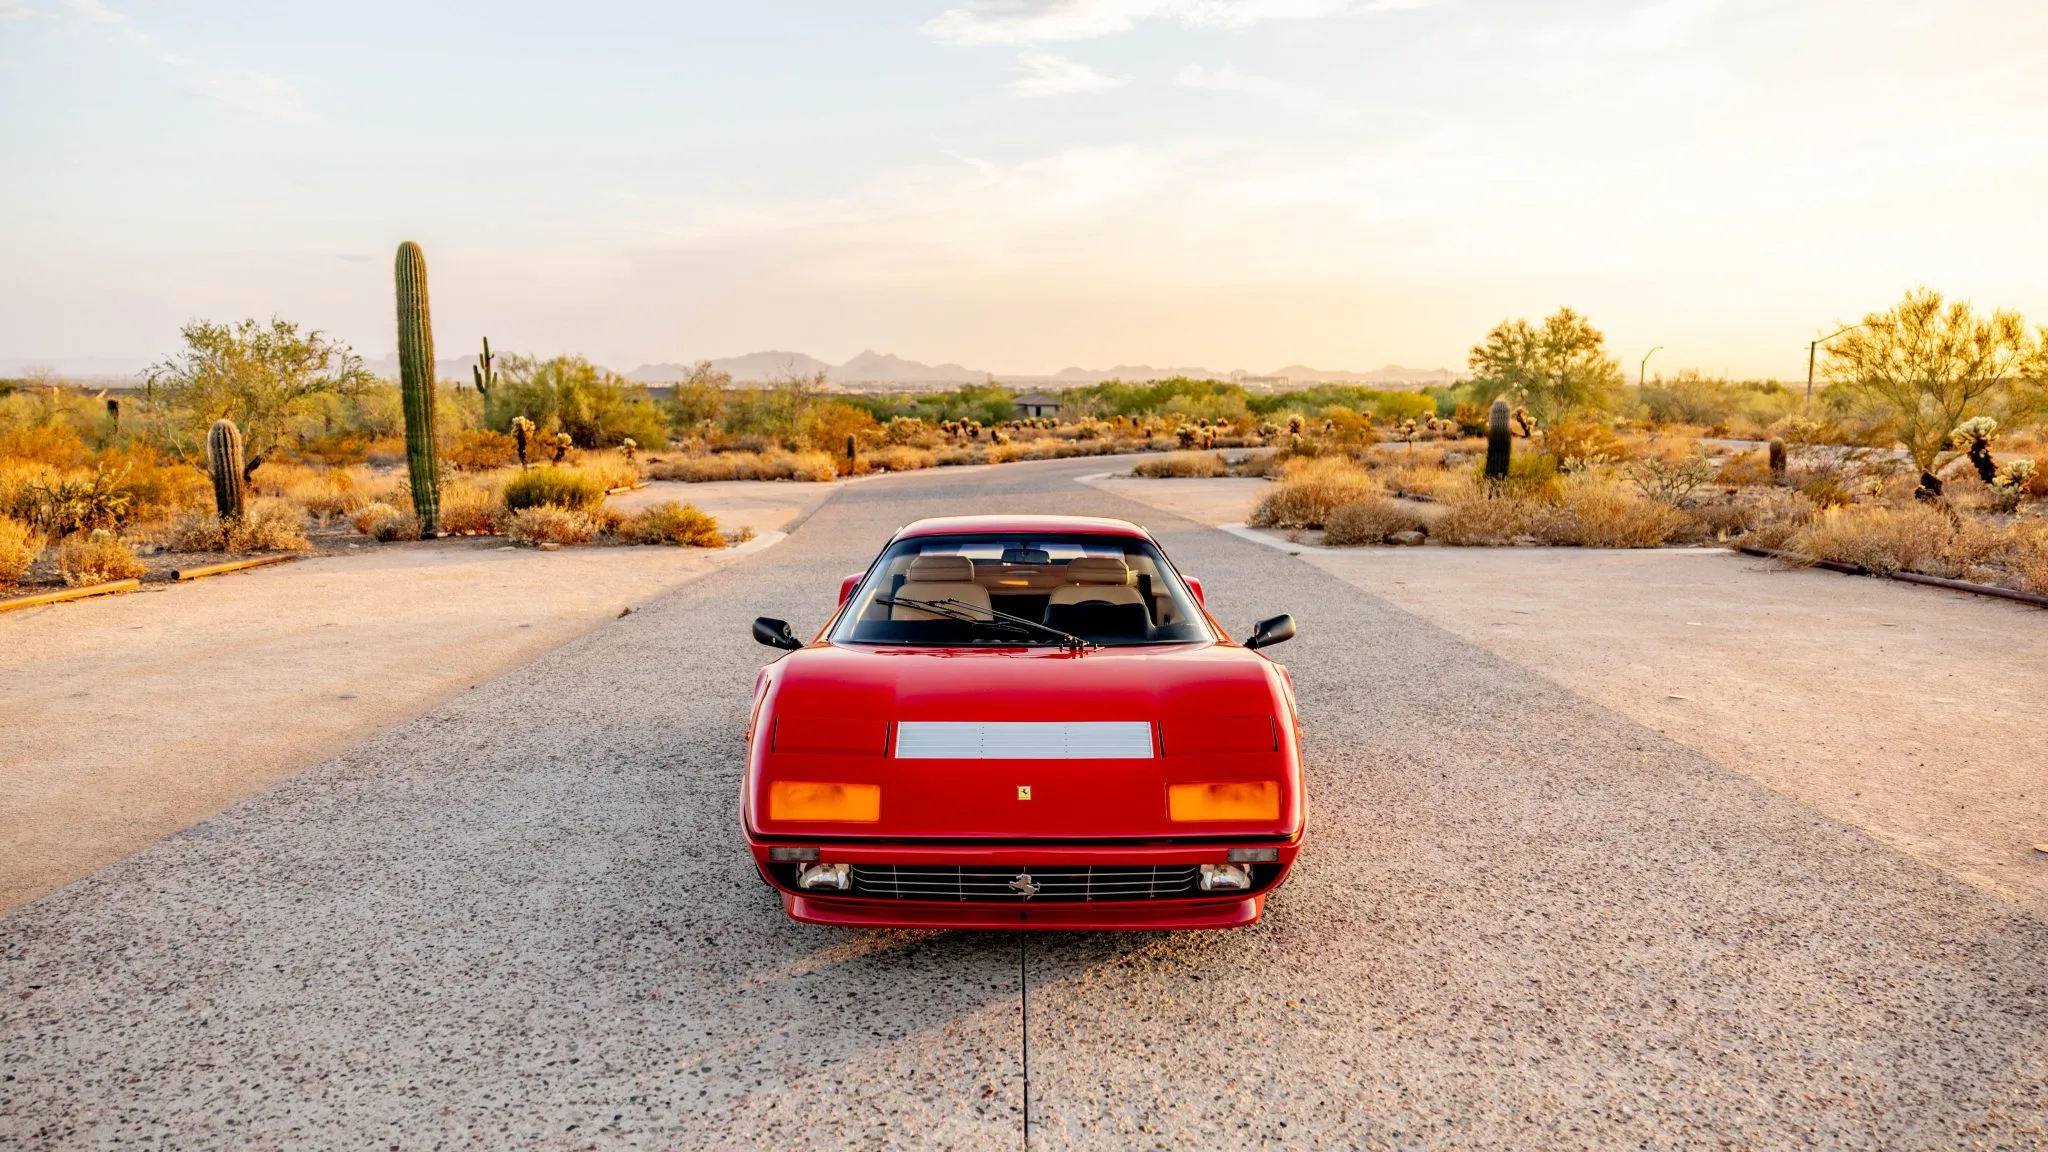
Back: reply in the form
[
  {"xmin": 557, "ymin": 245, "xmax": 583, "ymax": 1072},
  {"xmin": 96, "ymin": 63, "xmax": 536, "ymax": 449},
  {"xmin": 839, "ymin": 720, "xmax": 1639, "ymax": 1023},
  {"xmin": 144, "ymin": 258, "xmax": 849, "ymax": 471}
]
[{"xmin": 3, "ymin": 456, "xmax": 2043, "ymax": 1149}]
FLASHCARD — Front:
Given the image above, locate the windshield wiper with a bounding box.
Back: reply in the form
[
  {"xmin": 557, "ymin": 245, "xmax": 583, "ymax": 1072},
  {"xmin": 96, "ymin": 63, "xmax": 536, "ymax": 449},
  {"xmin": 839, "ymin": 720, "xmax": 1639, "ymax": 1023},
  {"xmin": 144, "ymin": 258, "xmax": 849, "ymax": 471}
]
[{"xmin": 874, "ymin": 596, "xmax": 1096, "ymax": 651}]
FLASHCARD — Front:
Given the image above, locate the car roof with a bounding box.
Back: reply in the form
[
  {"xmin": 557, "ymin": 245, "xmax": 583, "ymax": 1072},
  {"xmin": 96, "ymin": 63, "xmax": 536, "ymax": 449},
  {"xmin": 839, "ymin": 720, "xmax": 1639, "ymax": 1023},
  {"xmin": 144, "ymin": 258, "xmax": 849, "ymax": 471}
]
[{"xmin": 894, "ymin": 514, "xmax": 1151, "ymax": 540}]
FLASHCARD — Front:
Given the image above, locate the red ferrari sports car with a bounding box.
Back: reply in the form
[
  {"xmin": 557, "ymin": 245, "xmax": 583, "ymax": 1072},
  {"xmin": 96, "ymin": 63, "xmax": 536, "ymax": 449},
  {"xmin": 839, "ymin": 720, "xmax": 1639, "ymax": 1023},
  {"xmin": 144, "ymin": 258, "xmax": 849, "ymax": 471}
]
[{"xmin": 744, "ymin": 515, "xmax": 1303, "ymax": 930}]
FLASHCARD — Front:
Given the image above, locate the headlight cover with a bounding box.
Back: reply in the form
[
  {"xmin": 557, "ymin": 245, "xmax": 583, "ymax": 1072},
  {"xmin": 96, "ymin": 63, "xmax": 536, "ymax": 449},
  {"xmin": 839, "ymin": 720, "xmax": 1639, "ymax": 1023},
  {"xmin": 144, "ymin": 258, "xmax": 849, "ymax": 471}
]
[
  {"xmin": 769, "ymin": 781, "xmax": 881, "ymax": 823},
  {"xmin": 1167, "ymin": 780, "xmax": 1279, "ymax": 822}
]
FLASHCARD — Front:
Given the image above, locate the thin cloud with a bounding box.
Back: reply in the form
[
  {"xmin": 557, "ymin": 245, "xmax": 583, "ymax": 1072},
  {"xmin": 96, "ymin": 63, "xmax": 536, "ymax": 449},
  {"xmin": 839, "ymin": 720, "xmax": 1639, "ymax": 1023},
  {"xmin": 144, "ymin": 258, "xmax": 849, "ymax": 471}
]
[
  {"xmin": 1175, "ymin": 62, "xmax": 1356, "ymax": 122},
  {"xmin": 57, "ymin": 0, "xmax": 307, "ymax": 121},
  {"xmin": 923, "ymin": 0, "xmax": 1357, "ymax": 46},
  {"xmin": 1, "ymin": 3, "xmax": 39, "ymax": 20},
  {"xmin": 1008, "ymin": 51, "xmax": 1128, "ymax": 96}
]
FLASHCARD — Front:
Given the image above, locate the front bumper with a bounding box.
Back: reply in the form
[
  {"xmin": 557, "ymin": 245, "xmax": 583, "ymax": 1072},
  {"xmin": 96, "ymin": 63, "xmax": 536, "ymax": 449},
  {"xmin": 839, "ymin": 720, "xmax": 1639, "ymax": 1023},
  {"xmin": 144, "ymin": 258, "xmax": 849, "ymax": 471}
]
[{"xmin": 747, "ymin": 838, "xmax": 1300, "ymax": 932}]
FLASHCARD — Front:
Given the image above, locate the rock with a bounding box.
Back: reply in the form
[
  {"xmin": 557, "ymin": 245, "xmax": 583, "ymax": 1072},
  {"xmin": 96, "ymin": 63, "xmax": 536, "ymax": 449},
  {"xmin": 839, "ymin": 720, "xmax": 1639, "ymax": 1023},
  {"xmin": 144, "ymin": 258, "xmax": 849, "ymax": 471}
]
[{"xmin": 1390, "ymin": 530, "xmax": 1426, "ymax": 547}]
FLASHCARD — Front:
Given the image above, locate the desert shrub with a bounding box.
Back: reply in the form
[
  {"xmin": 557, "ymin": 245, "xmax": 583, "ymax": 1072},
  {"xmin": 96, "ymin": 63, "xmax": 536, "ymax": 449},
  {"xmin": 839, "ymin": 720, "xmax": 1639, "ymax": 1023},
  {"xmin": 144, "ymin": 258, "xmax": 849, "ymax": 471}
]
[
  {"xmin": 1135, "ymin": 452, "xmax": 1228, "ymax": 478},
  {"xmin": 439, "ymin": 477, "xmax": 505, "ymax": 535},
  {"xmin": 267, "ymin": 464, "xmax": 369, "ymax": 524},
  {"xmin": 347, "ymin": 502, "xmax": 401, "ymax": 535},
  {"xmin": 864, "ymin": 445, "xmax": 936, "ymax": 472},
  {"xmin": 503, "ymin": 465, "xmax": 605, "ymax": 511},
  {"xmin": 503, "ymin": 504, "xmax": 598, "ymax": 546},
  {"xmin": 1322, "ymin": 497, "xmax": 1428, "ymax": 546},
  {"xmin": 1432, "ymin": 481, "xmax": 1684, "ymax": 547},
  {"xmin": 0, "ymin": 516, "xmax": 44, "ymax": 587},
  {"xmin": 1251, "ymin": 457, "xmax": 1380, "ymax": 529},
  {"xmin": 448, "ymin": 428, "xmax": 517, "ymax": 471},
  {"xmin": 1780, "ymin": 504, "xmax": 2008, "ymax": 578},
  {"xmin": 617, "ymin": 500, "xmax": 727, "ymax": 547},
  {"xmin": 366, "ymin": 510, "xmax": 423, "ymax": 542},
  {"xmin": 164, "ymin": 500, "xmax": 312, "ymax": 553},
  {"xmin": 1558, "ymin": 483, "xmax": 1687, "ymax": 547},
  {"xmin": 1543, "ymin": 419, "xmax": 1627, "ymax": 469},
  {"xmin": 1480, "ymin": 450, "xmax": 1565, "ymax": 502},
  {"xmin": 56, "ymin": 531, "xmax": 146, "ymax": 585},
  {"xmin": 579, "ymin": 453, "xmax": 644, "ymax": 492},
  {"xmin": 297, "ymin": 432, "xmax": 373, "ymax": 466},
  {"xmin": 644, "ymin": 451, "xmax": 837, "ymax": 483}
]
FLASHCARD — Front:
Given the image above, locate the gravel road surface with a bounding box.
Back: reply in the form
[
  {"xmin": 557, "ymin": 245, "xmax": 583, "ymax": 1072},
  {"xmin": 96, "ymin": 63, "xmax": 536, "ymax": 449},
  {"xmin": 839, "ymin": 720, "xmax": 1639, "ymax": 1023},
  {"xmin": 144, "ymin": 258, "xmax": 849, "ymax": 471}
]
[{"xmin": 3, "ymin": 456, "xmax": 2042, "ymax": 1149}]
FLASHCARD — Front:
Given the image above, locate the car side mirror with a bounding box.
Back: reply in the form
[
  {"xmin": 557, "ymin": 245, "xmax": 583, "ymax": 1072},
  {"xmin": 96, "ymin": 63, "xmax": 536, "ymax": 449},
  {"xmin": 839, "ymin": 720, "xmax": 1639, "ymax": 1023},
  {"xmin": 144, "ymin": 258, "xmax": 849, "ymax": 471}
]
[
  {"xmin": 1244, "ymin": 614, "xmax": 1296, "ymax": 651},
  {"xmin": 753, "ymin": 617, "xmax": 805, "ymax": 651},
  {"xmin": 1184, "ymin": 576, "xmax": 1205, "ymax": 605},
  {"xmin": 838, "ymin": 572, "xmax": 864, "ymax": 606}
]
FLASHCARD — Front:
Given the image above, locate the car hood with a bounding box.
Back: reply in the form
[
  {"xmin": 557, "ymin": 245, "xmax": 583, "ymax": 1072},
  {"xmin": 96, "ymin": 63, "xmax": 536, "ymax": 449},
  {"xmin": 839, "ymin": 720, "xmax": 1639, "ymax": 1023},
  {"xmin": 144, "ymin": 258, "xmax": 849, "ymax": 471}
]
[{"xmin": 747, "ymin": 642, "xmax": 1301, "ymax": 840}]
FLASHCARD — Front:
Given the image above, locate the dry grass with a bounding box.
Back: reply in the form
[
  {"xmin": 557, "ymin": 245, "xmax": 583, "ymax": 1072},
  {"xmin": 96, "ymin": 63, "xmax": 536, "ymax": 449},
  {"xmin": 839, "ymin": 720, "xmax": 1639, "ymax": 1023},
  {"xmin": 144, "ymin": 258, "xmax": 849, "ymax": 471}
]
[
  {"xmin": 0, "ymin": 516, "xmax": 44, "ymax": 587},
  {"xmin": 861, "ymin": 445, "xmax": 937, "ymax": 473},
  {"xmin": 439, "ymin": 477, "xmax": 505, "ymax": 535},
  {"xmin": 56, "ymin": 531, "xmax": 146, "ymax": 586},
  {"xmin": 1251, "ymin": 457, "xmax": 1380, "ymax": 529},
  {"xmin": 578, "ymin": 452, "xmax": 645, "ymax": 492},
  {"xmin": 646, "ymin": 451, "xmax": 839, "ymax": 483},
  {"xmin": 503, "ymin": 466, "xmax": 606, "ymax": 512},
  {"xmin": 1134, "ymin": 452, "xmax": 1229, "ymax": 478},
  {"xmin": 164, "ymin": 500, "xmax": 314, "ymax": 553},
  {"xmin": 1778, "ymin": 504, "xmax": 2048, "ymax": 590},
  {"xmin": 616, "ymin": 500, "xmax": 727, "ymax": 547},
  {"xmin": 1322, "ymin": 497, "xmax": 1429, "ymax": 546},
  {"xmin": 1433, "ymin": 482, "xmax": 1686, "ymax": 548},
  {"xmin": 503, "ymin": 505, "xmax": 599, "ymax": 547}
]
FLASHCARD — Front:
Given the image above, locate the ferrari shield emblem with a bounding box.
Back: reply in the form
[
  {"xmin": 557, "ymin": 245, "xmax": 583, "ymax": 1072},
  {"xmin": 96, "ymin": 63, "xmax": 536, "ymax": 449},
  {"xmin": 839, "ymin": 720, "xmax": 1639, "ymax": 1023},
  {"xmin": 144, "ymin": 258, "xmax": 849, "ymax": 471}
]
[{"xmin": 1017, "ymin": 785, "xmax": 1032, "ymax": 800}]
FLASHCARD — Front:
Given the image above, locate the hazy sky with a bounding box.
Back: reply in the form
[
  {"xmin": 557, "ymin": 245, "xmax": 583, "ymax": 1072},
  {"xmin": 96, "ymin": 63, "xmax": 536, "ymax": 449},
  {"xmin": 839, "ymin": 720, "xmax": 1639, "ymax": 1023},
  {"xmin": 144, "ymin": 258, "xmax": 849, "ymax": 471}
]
[{"xmin": 4, "ymin": 0, "xmax": 2045, "ymax": 378}]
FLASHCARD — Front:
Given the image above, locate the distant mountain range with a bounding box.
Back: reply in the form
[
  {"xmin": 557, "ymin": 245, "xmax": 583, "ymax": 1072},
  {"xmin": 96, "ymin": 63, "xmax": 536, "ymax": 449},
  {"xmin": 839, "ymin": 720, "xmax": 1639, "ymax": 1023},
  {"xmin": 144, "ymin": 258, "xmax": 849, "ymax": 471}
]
[
  {"xmin": 7, "ymin": 351, "xmax": 1458, "ymax": 390},
  {"xmin": 625, "ymin": 351, "xmax": 1457, "ymax": 389}
]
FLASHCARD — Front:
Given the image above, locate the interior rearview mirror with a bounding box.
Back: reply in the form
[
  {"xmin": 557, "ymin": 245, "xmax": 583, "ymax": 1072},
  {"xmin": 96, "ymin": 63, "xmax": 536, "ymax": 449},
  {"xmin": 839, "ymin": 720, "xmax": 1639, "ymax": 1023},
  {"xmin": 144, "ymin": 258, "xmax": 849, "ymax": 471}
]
[
  {"xmin": 1243, "ymin": 614, "xmax": 1296, "ymax": 651},
  {"xmin": 753, "ymin": 616, "xmax": 805, "ymax": 651}
]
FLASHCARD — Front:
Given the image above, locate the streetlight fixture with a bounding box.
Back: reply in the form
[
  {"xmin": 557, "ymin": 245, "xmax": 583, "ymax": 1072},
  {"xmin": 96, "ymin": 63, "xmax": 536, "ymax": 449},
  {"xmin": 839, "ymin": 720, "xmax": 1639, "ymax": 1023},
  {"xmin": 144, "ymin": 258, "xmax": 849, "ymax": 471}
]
[
  {"xmin": 1806, "ymin": 324, "xmax": 1865, "ymax": 403},
  {"xmin": 1639, "ymin": 346, "xmax": 1663, "ymax": 389}
]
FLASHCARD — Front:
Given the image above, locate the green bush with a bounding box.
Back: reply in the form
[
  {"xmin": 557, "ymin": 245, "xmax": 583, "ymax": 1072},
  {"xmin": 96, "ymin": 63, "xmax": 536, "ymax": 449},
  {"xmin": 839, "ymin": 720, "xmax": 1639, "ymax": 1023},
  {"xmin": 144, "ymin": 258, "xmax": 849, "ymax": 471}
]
[{"xmin": 502, "ymin": 465, "xmax": 605, "ymax": 511}]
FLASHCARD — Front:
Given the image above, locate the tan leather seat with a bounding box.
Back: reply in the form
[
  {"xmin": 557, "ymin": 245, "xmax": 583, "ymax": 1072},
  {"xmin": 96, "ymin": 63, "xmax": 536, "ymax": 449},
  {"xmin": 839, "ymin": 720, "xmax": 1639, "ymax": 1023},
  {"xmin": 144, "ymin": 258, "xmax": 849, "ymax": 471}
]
[
  {"xmin": 892, "ymin": 554, "xmax": 991, "ymax": 620},
  {"xmin": 1047, "ymin": 556, "xmax": 1145, "ymax": 609}
]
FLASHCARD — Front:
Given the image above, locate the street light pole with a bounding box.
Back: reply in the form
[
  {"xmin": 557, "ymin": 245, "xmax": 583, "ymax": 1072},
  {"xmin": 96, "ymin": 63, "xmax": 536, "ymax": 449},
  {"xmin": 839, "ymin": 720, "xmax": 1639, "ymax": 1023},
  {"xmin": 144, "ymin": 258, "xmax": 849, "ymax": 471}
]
[
  {"xmin": 1806, "ymin": 325, "xmax": 1864, "ymax": 403},
  {"xmin": 1639, "ymin": 346, "xmax": 1663, "ymax": 389}
]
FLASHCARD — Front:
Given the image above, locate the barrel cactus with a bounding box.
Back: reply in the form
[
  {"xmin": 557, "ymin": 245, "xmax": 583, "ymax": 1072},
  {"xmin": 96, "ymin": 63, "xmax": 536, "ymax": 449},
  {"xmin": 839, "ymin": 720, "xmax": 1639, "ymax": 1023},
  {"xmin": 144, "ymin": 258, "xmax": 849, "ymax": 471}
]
[
  {"xmin": 1484, "ymin": 397, "xmax": 1511, "ymax": 480},
  {"xmin": 1767, "ymin": 437, "xmax": 1787, "ymax": 481},
  {"xmin": 394, "ymin": 241, "xmax": 441, "ymax": 535},
  {"xmin": 206, "ymin": 418, "xmax": 248, "ymax": 522}
]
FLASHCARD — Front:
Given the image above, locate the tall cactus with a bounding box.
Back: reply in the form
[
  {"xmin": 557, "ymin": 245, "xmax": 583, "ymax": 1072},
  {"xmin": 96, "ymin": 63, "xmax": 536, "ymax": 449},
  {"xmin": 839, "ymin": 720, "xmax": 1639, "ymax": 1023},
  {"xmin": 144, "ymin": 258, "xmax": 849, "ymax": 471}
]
[
  {"xmin": 394, "ymin": 241, "xmax": 441, "ymax": 535},
  {"xmin": 471, "ymin": 335, "xmax": 495, "ymax": 398},
  {"xmin": 207, "ymin": 418, "xmax": 248, "ymax": 522},
  {"xmin": 1484, "ymin": 397, "xmax": 1512, "ymax": 480}
]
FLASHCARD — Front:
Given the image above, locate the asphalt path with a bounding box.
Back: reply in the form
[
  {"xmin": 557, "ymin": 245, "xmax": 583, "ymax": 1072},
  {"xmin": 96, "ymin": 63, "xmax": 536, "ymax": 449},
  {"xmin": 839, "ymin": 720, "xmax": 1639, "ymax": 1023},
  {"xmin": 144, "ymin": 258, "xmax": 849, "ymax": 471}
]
[{"xmin": 3, "ymin": 456, "xmax": 2043, "ymax": 1149}]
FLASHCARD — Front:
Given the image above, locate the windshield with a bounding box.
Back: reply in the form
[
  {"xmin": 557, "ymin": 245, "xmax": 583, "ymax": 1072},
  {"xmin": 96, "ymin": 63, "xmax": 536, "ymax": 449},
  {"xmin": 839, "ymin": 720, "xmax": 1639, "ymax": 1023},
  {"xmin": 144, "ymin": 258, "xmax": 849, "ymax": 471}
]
[{"xmin": 831, "ymin": 533, "xmax": 1214, "ymax": 648}]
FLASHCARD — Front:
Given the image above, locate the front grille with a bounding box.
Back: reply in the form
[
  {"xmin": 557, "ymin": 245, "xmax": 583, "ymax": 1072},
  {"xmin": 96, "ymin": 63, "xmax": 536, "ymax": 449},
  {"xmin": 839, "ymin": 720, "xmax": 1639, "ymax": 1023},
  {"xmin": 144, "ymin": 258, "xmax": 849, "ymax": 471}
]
[{"xmin": 849, "ymin": 864, "xmax": 1201, "ymax": 903}]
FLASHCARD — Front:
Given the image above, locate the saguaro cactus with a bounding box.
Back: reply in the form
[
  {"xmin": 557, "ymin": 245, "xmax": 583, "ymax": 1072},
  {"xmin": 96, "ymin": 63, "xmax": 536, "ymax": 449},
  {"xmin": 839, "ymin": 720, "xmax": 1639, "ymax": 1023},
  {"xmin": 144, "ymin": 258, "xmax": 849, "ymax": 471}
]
[
  {"xmin": 207, "ymin": 418, "xmax": 248, "ymax": 522},
  {"xmin": 471, "ymin": 336, "xmax": 495, "ymax": 398},
  {"xmin": 394, "ymin": 241, "xmax": 441, "ymax": 535},
  {"xmin": 1484, "ymin": 397, "xmax": 1511, "ymax": 480}
]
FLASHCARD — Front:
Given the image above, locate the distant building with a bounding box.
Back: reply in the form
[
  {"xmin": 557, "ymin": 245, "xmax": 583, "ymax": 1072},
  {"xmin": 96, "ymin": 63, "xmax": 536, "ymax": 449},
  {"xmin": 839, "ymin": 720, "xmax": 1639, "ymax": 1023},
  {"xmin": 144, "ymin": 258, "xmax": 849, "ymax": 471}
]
[{"xmin": 1014, "ymin": 391, "xmax": 1062, "ymax": 419}]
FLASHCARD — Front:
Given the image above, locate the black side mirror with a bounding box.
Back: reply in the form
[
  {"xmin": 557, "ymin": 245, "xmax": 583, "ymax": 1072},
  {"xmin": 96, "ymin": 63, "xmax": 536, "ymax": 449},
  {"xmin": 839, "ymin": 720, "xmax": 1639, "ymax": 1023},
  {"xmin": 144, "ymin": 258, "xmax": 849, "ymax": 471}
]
[
  {"xmin": 1243, "ymin": 614, "xmax": 1296, "ymax": 651},
  {"xmin": 753, "ymin": 617, "xmax": 804, "ymax": 651}
]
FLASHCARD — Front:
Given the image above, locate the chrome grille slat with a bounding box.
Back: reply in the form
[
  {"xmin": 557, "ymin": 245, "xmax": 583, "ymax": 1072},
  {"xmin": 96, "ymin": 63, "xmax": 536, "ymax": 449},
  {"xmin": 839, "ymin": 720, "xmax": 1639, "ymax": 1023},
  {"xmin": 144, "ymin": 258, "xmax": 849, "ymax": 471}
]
[{"xmin": 847, "ymin": 865, "xmax": 1205, "ymax": 903}]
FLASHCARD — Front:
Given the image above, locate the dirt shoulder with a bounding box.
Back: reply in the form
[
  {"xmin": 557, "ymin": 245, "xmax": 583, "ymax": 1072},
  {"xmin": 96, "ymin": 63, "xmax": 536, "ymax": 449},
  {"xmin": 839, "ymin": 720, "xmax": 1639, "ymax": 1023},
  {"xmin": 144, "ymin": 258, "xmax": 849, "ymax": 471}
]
[
  {"xmin": 0, "ymin": 482, "xmax": 834, "ymax": 913},
  {"xmin": 1092, "ymin": 471, "xmax": 2048, "ymax": 916}
]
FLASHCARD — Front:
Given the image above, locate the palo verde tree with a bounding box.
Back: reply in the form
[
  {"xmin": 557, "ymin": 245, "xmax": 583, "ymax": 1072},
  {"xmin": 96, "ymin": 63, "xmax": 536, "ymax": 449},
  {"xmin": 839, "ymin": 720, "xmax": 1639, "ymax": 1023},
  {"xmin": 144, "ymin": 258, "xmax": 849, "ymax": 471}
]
[
  {"xmin": 1465, "ymin": 307, "xmax": 1624, "ymax": 430},
  {"xmin": 144, "ymin": 317, "xmax": 372, "ymax": 472},
  {"xmin": 1822, "ymin": 287, "xmax": 2043, "ymax": 497}
]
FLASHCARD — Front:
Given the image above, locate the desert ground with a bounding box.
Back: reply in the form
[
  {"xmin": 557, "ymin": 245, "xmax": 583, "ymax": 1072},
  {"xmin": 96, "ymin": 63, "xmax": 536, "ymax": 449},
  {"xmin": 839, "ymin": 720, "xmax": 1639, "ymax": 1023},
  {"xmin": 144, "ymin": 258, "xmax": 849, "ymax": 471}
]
[{"xmin": 2, "ymin": 455, "xmax": 2043, "ymax": 1148}]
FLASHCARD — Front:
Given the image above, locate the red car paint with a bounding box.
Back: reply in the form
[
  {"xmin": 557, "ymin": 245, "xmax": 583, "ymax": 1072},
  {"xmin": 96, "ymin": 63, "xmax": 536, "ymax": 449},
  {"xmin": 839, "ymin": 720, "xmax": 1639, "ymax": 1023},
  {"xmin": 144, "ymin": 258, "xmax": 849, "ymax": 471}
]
[{"xmin": 743, "ymin": 515, "xmax": 1304, "ymax": 930}]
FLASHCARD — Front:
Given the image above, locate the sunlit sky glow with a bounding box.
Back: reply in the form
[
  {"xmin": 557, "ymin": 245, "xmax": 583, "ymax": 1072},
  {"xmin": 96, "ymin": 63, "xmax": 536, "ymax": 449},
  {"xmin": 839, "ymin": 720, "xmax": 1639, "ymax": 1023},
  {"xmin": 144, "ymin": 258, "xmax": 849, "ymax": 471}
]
[{"xmin": 3, "ymin": 0, "xmax": 2045, "ymax": 378}]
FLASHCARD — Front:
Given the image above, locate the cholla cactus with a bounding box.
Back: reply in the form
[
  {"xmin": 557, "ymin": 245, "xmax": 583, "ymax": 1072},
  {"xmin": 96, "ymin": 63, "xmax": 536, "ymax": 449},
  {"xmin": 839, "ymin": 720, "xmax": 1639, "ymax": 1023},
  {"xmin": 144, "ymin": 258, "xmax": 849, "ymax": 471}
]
[
  {"xmin": 1995, "ymin": 457, "xmax": 2036, "ymax": 491},
  {"xmin": 551, "ymin": 431, "xmax": 573, "ymax": 464},
  {"xmin": 621, "ymin": 437, "xmax": 638, "ymax": 462},
  {"xmin": 1952, "ymin": 416, "xmax": 1999, "ymax": 484},
  {"xmin": 511, "ymin": 416, "xmax": 536, "ymax": 469}
]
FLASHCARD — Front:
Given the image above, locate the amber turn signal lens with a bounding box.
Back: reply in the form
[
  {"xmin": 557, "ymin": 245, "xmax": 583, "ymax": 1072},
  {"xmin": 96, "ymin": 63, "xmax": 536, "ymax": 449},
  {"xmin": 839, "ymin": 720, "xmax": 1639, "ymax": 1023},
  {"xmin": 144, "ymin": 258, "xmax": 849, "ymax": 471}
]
[
  {"xmin": 1168, "ymin": 781, "xmax": 1279, "ymax": 822},
  {"xmin": 769, "ymin": 781, "xmax": 881, "ymax": 823}
]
